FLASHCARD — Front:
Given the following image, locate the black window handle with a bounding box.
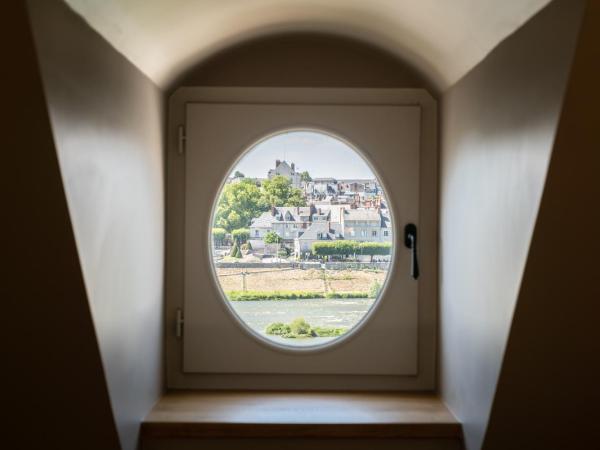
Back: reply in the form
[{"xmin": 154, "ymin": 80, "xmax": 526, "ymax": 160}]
[{"xmin": 404, "ymin": 223, "xmax": 419, "ymax": 280}]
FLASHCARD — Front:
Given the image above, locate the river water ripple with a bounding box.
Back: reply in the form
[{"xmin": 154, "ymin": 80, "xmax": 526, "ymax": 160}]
[{"xmin": 229, "ymin": 297, "xmax": 376, "ymax": 347}]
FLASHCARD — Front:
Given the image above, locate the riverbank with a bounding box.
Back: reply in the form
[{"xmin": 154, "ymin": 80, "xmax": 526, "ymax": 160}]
[
  {"xmin": 266, "ymin": 318, "xmax": 347, "ymax": 338},
  {"xmin": 229, "ymin": 297, "xmax": 375, "ymax": 347},
  {"xmin": 217, "ymin": 267, "xmax": 386, "ymax": 293},
  {"xmin": 226, "ymin": 290, "xmax": 370, "ymax": 301}
]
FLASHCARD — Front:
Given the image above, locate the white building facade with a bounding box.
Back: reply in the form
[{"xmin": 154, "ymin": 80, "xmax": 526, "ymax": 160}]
[
  {"xmin": 249, "ymin": 205, "xmax": 392, "ymax": 256},
  {"xmin": 267, "ymin": 160, "xmax": 302, "ymax": 188}
]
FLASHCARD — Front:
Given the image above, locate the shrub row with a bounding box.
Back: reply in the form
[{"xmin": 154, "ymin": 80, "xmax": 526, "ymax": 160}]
[
  {"xmin": 226, "ymin": 290, "xmax": 324, "ymax": 301},
  {"xmin": 312, "ymin": 241, "xmax": 391, "ymax": 257},
  {"xmin": 211, "ymin": 228, "xmax": 251, "ymax": 245},
  {"xmin": 324, "ymin": 291, "xmax": 369, "ymax": 299},
  {"xmin": 226, "ymin": 290, "xmax": 371, "ymax": 301}
]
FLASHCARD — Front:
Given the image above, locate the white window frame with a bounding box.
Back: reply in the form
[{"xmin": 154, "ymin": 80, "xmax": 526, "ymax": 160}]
[{"xmin": 165, "ymin": 87, "xmax": 438, "ymax": 390}]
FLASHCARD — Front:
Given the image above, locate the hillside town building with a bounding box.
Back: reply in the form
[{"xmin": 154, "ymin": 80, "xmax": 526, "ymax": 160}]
[
  {"xmin": 248, "ymin": 204, "xmax": 392, "ymax": 257},
  {"xmin": 243, "ymin": 159, "xmax": 391, "ymax": 257},
  {"xmin": 268, "ymin": 160, "xmax": 302, "ymax": 188}
]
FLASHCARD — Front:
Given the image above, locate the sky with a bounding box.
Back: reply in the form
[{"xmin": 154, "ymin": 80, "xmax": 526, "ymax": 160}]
[{"xmin": 230, "ymin": 131, "xmax": 376, "ymax": 179}]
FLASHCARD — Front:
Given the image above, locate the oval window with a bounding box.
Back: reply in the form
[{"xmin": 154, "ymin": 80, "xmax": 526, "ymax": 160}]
[{"xmin": 210, "ymin": 131, "xmax": 394, "ymax": 348}]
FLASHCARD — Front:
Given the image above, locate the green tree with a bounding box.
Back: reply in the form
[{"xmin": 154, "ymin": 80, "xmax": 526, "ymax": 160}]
[
  {"xmin": 214, "ymin": 179, "xmax": 266, "ymax": 232},
  {"xmin": 300, "ymin": 171, "xmax": 312, "ymax": 195},
  {"xmin": 232, "ymin": 228, "xmax": 250, "ymax": 244},
  {"xmin": 264, "ymin": 231, "xmax": 281, "ymax": 244},
  {"xmin": 261, "ymin": 176, "xmax": 307, "ymax": 207},
  {"xmin": 212, "ymin": 227, "xmax": 227, "ymax": 245},
  {"xmin": 300, "ymin": 171, "xmax": 312, "ymax": 183},
  {"xmin": 233, "ymin": 170, "xmax": 245, "ymax": 178}
]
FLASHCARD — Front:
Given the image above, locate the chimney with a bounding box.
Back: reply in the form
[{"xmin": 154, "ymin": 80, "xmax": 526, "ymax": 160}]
[
  {"xmin": 291, "ymin": 163, "xmax": 295, "ymax": 171},
  {"xmin": 271, "ymin": 206, "xmax": 277, "ymax": 216},
  {"xmin": 275, "ymin": 159, "xmax": 281, "ymax": 167}
]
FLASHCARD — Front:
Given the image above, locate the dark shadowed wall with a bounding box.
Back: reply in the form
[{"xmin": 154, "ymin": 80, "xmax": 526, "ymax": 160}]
[
  {"xmin": 2, "ymin": 2, "xmax": 120, "ymax": 450},
  {"xmin": 439, "ymin": 1, "xmax": 585, "ymax": 449},
  {"xmin": 176, "ymin": 33, "xmax": 435, "ymax": 93},
  {"xmin": 483, "ymin": 1, "xmax": 600, "ymax": 448},
  {"xmin": 26, "ymin": 1, "xmax": 166, "ymax": 449}
]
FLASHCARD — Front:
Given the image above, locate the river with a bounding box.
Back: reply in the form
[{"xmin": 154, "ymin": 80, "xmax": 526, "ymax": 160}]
[{"xmin": 229, "ymin": 297, "xmax": 376, "ymax": 347}]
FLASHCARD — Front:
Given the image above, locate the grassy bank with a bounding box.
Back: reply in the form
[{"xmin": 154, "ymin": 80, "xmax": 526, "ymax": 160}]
[
  {"xmin": 266, "ymin": 318, "xmax": 347, "ymax": 339},
  {"xmin": 217, "ymin": 267, "xmax": 386, "ymax": 294},
  {"xmin": 325, "ymin": 291, "xmax": 370, "ymax": 299},
  {"xmin": 226, "ymin": 290, "xmax": 369, "ymax": 301}
]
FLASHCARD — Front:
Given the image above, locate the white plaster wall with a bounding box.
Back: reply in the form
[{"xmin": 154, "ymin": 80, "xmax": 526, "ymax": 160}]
[{"xmin": 63, "ymin": 0, "xmax": 551, "ymax": 90}]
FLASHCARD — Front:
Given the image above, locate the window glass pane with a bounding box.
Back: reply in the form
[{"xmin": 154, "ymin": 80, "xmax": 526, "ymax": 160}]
[{"xmin": 211, "ymin": 131, "xmax": 394, "ymax": 348}]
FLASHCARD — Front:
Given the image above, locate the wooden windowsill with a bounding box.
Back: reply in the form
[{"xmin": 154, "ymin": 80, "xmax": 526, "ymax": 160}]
[{"xmin": 141, "ymin": 391, "xmax": 461, "ymax": 439}]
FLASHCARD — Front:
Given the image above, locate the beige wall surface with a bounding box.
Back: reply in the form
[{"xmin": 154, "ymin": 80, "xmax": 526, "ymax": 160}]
[
  {"xmin": 2, "ymin": 2, "xmax": 120, "ymax": 449},
  {"xmin": 26, "ymin": 1, "xmax": 165, "ymax": 449},
  {"xmin": 439, "ymin": 0, "xmax": 585, "ymax": 449},
  {"xmin": 483, "ymin": 2, "xmax": 600, "ymax": 448}
]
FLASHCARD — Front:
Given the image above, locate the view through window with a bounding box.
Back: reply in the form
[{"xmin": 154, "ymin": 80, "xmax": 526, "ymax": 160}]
[{"xmin": 211, "ymin": 131, "xmax": 394, "ymax": 347}]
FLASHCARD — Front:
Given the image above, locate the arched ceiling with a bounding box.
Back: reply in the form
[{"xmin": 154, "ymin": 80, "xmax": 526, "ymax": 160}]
[{"xmin": 64, "ymin": 0, "xmax": 551, "ymax": 91}]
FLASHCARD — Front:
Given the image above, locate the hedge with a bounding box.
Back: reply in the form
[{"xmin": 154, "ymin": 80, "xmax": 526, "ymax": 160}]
[
  {"xmin": 311, "ymin": 240, "xmax": 391, "ymax": 257},
  {"xmin": 212, "ymin": 227, "xmax": 227, "ymax": 244},
  {"xmin": 227, "ymin": 290, "xmax": 324, "ymax": 301},
  {"xmin": 325, "ymin": 292, "xmax": 369, "ymax": 299},
  {"xmin": 231, "ymin": 228, "xmax": 250, "ymax": 244},
  {"xmin": 226, "ymin": 290, "xmax": 370, "ymax": 301}
]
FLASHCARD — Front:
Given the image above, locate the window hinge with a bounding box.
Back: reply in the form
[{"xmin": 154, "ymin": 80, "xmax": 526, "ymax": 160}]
[
  {"xmin": 177, "ymin": 125, "xmax": 186, "ymax": 155},
  {"xmin": 175, "ymin": 308, "xmax": 184, "ymax": 338}
]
